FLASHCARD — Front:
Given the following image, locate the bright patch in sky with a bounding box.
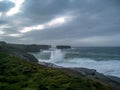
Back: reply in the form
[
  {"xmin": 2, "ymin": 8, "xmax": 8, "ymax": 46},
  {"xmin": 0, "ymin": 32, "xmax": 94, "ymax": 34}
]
[
  {"xmin": 8, "ymin": 33, "xmax": 22, "ymax": 37},
  {"xmin": 0, "ymin": 12, "xmax": 2, "ymax": 17},
  {"xmin": 20, "ymin": 25, "xmax": 45, "ymax": 33},
  {"xmin": 47, "ymin": 17, "xmax": 65, "ymax": 26},
  {"xmin": 0, "ymin": 31, "xmax": 4, "ymax": 34},
  {"xmin": 6, "ymin": 0, "xmax": 25, "ymax": 16},
  {"xmin": 20, "ymin": 16, "xmax": 69, "ymax": 33}
]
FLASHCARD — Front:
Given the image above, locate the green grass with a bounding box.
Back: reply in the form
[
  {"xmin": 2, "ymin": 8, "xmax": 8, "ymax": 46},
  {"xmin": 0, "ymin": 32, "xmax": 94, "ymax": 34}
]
[{"xmin": 0, "ymin": 53, "xmax": 111, "ymax": 90}]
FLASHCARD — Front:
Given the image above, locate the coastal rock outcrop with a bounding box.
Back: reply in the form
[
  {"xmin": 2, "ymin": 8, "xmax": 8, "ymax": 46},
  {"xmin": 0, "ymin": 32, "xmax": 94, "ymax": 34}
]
[
  {"xmin": 56, "ymin": 45, "xmax": 71, "ymax": 49},
  {"xmin": 25, "ymin": 44, "xmax": 51, "ymax": 52},
  {"xmin": 7, "ymin": 43, "xmax": 51, "ymax": 52},
  {"xmin": 0, "ymin": 41, "xmax": 51, "ymax": 63},
  {"xmin": 71, "ymin": 68, "xmax": 120, "ymax": 90},
  {"xmin": 37, "ymin": 61, "xmax": 120, "ymax": 90}
]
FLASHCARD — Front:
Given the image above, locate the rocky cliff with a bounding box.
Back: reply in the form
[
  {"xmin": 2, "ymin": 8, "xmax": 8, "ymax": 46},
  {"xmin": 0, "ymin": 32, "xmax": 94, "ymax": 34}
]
[
  {"xmin": 7, "ymin": 43, "xmax": 51, "ymax": 52},
  {"xmin": 0, "ymin": 41, "xmax": 51, "ymax": 63}
]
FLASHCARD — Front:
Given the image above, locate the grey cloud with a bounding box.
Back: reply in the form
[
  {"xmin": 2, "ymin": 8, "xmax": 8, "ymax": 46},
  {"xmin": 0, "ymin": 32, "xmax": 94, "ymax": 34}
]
[
  {"xmin": 1, "ymin": 0, "xmax": 120, "ymax": 46},
  {"xmin": 0, "ymin": 20, "xmax": 7, "ymax": 25}
]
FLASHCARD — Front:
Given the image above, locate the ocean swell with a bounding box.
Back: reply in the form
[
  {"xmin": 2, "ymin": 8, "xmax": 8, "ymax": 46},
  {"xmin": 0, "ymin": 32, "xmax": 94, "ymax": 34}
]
[{"xmin": 32, "ymin": 49, "xmax": 120, "ymax": 77}]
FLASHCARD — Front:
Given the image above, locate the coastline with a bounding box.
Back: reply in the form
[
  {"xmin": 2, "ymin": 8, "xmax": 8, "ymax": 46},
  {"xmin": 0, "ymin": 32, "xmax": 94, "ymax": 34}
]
[
  {"xmin": 38, "ymin": 61, "xmax": 120, "ymax": 90},
  {"xmin": 1, "ymin": 42, "xmax": 120, "ymax": 90}
]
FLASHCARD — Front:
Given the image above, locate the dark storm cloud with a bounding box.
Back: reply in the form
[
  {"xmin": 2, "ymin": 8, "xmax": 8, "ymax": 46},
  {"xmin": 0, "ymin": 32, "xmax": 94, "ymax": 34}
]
[
  {"xmin": 18, "ymin": 0, "xmax": 72, "ymax": 26},
  {"xmin": 0, "ymin": 0, "xmax": 120, "ymax": 46}
]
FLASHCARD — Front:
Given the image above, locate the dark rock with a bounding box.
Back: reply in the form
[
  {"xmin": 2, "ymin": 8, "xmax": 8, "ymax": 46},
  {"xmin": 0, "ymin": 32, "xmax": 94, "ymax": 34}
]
[
  {"xmin": 25, "ymin": 44, "xmax": 51, "ymax": 52},
  {"xmin": 0, "ymin": 41, "xmax": 52, "ymax": 63},
  {"xmin": 71, "ymin": 68, "xmax": 96, "ymax": 76},
  {"xmin": 108, "ymin": 76, "xmax": 120, "ymax": 85},
  {"xmin": 56, "ymin": 45, "xmax": 71, "ymax": 49},
  {"xmin": 10, "ymin": 51, "xmax": 38, "ymax": 63},
  {"xmin": 7, "ymin": 43, "xmax": 51, "ymax": 52},
  {"xmin": 69, "ymin": 67, "xmax": 120, "ymax": 90},
  {"xmin": 0, "ymin": 41, "xmax": 8, "ymax": 51},
  {"xmin": 0, "ymin": 41, "xmax": 6, "ymax": 45},
  {"xmin": 24, "ymin": 53, "xmax": 38, "ymax": 62},
  {"xmin": 39, "ymin": 62, "xmax": 62, "ymax": 68}
]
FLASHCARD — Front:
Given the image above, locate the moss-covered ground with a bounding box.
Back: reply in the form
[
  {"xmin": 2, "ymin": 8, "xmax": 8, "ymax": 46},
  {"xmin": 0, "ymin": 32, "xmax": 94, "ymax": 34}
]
[{"xmin": 0, "ymin": 52, "xmax": 111, "ymax": 90}]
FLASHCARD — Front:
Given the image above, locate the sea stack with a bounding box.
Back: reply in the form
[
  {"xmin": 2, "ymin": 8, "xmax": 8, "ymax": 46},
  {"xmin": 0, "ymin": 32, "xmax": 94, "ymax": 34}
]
[{"xmin": 56, "ymin": 45, "xmax": 71, "ymax": 49}]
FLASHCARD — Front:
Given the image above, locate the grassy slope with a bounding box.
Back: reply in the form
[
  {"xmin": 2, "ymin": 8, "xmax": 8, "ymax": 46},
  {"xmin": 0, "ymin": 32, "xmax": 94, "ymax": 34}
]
[{"xmin": 0, "ymin": 53, "xmax": 111, "ymax": 90}]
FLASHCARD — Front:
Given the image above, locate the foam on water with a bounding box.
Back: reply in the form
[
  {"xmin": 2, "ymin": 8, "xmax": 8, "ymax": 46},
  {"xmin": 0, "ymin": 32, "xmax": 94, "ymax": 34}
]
[
  {"xmin": 34, "ymin": 49, "xmax": 120, "ymax": 77},
  {"xmin": 50, "ymin": 49, "xmax": 64, "ymax": 62},
  {"xmin": 55, "ymin": 58, "xmax": 120, "ymax": 77}
]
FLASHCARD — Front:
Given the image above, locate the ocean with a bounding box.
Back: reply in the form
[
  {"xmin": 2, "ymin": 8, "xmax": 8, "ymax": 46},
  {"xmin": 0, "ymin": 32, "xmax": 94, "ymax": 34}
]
[{"xmin": 32, "ymin": 47, "xmax": 120, "ymax": 77}]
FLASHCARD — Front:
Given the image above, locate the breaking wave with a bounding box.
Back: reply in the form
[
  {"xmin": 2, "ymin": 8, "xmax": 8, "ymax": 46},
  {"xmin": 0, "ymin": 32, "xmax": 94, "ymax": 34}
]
[{"xmin": 32, "ymin": 49, "xmax": 120, "ymax": 77}]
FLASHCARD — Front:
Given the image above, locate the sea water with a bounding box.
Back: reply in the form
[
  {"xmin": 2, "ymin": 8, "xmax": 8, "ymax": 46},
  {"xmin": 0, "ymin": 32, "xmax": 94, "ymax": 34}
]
[{"xmin": 32, "ymin": 47, "xmax": 120, "ymax": 77}]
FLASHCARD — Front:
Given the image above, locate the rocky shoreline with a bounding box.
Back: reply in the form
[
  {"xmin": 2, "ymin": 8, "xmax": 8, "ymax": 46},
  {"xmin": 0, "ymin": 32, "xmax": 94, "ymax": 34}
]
[
  {"xmin": 0, "ymin": 41, "xmax": 120, "ymax": 90},
  {"xmin": 38, "ymin": 61, "xmax": 120, "ymax": 90}
]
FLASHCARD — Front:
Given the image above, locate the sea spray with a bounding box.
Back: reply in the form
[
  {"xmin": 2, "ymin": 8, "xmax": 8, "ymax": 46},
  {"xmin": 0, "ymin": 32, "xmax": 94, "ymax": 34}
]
[{"xmin": 50, "ymin": 49, "xmax": 65, "ymax": 63}]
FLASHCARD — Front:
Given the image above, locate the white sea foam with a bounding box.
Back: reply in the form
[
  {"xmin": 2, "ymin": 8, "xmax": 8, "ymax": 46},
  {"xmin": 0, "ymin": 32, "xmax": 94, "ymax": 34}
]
[
  {"xmin": 34, "ymin": 49, "xmax": 120, "ymax": 77},
  {"xmin": 55, "ymin": 58, "xmax": 120, "ymax": 77}
]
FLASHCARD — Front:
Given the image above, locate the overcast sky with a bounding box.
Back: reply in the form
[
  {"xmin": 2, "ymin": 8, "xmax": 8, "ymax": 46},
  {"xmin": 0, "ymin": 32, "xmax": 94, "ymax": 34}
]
[{"xmin": 0, "ymin": 0, "xmax": 120, "ymax": 46}]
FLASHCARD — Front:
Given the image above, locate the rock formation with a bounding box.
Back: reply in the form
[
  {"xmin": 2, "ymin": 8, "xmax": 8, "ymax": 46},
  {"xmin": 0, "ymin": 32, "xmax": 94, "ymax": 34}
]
[{"xmin": 56, "ymin": 45, "xmax": 71, "ymax": 49}]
